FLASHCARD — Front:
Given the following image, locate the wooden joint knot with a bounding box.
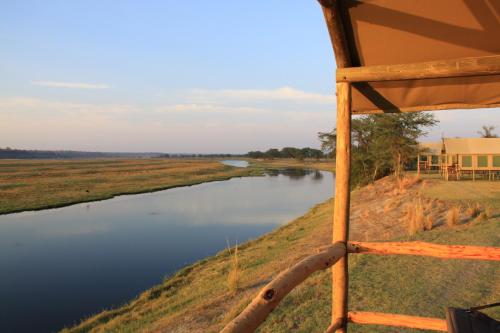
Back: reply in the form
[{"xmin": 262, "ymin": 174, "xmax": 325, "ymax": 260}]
[
  {"xmin": 263, "ymin": 289, "xmax": 275, "ymax": 301},
  {"xmin": 325, "ymin": 317, "xmax": 346, "ymax": 333}
]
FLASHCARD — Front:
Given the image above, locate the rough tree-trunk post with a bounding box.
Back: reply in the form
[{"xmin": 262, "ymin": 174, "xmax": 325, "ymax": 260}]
[
  {"xmin": 319, "ymin": 2, "xmax": 352, "ymax": 331},
  {"xmin": 332, "ymin": 81, "xmax": 351, "ymax": 333}
]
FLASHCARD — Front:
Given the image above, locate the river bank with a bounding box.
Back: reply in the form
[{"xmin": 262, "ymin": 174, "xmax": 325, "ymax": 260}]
[{"xmin": 65, "ymin": 175, "xmax": 499, "ymax": 332}]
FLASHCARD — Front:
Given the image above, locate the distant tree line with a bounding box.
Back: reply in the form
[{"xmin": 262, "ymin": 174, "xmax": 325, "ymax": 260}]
[
  {"xmin": 0, "ymin": 148, "xmax": 162, "ymax": 159},
  {"xmin": 0, "ymin": 148, "xmax": 246, "ymax": 160},
  {"xmin": 246, "ymin": 147, "xmax": 325, "ymax": 160},
  {"xmin": 159, "ymin": 153, "xmax": 243, "ymax": 158}
]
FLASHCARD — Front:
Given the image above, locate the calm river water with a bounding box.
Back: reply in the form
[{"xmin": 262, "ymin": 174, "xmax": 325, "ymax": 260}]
[{"xmin": 0, "ymin": 164, "xmax": 333, "ymax": 332}]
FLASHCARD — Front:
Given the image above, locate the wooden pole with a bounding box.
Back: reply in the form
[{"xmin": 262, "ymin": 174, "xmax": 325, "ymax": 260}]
[
  {"xmin": 317, "ymin": 2, "xmax": 352, "ymax": 331},
  {"xmin": 318, "ymin": 0, "xmax": 351, "ymax": 68},
  {"xmin": 332, "ymin": 81, "xmax": 351, "ymax": 333},
  {"xmin": 417, "ymin": 155, "xmax": 420, "ymax": 176},
  {"xmin": 348, "ymin": 311, "xmax": 447, "ymax": 331}
]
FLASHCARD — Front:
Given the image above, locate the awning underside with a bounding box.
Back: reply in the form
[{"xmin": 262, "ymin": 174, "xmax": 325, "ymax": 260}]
[{"xmin": 335, "ymin": 0, "xmax": 500, "ymax": 114}]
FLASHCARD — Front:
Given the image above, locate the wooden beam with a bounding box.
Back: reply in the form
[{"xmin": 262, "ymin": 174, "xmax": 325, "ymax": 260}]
[
  {"xmin": 352, "ymin": 102, "xmax": 500, "ymax": 115},
  {"xmin": 348, "ymin": 241, "xmax": 500, "ymax": 261},
  {"xmin": 318, "ymin": 0, "xmax": 351, "ymax": 68},
  {"xmin": 337, "ymin": 55, "xmax": 500, "ymax": 83},
  {"xmin": 331, "ymin": 82, "xmax": 352, "ymax": 333},
  {"xmin": 221, "ymin": 242, "xmax": 346, "ymax": 333},
  {"xmin": 348, "ymin": 311, "xmax": 447, "ymax": 331}
]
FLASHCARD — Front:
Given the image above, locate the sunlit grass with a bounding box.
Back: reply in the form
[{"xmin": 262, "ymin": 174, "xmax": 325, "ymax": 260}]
[{"xmin": 0, "ymin": 159, "xmax": 257, "ymax": 214}]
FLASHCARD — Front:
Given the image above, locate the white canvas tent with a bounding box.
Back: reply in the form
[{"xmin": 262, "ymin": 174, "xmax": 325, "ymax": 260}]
[{"xmin": 418, "ymin": 138, "xmax": 500, "ymax": 179}]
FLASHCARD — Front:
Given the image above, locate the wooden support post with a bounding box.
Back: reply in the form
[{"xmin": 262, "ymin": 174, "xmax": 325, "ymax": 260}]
[
  {"xmin": 318, "ymin": 2, "xmax": 353, "ymax": 331},
  {"xmin": 417, "ymin": 155, "xmax": 420, "ymax": 176},
  {"xmin": 319, "ymin": 0, "xmax": 351, "ymax": 68},
  {"xmin": 332, "ymin": 81, "xmax": 351, "ymax": 333}
]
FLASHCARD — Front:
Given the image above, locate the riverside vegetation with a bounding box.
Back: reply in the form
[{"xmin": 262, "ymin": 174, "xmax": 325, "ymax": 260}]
[{"xmin": 64, "ymin": 174, "xmax": 499, "ymax": 333}]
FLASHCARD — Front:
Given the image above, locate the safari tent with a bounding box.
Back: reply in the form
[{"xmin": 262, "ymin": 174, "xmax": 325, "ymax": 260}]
[
  {"xmin": 419, "ymin": 138, "xmax": 500, "ymax": 180},
  {"xmin": 222, "ymin": 1, "xmax": 500, "ymax": 332},
  {"xmin": 418, "ymin": 141, "xmax": 444, "ymax": 172}
]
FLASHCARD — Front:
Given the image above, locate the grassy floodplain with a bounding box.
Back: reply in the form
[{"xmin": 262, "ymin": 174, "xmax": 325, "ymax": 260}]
[
  {"xmin": 65, "ymin": 175, "xmax": 499, "ymax": 333},
  {"xmin": 0, "ymin": 158, "xmax": 335, "ymax": 215},
  {"xmin": 0, "ymin": 158, "xmax": 262, "ymax": 215}
]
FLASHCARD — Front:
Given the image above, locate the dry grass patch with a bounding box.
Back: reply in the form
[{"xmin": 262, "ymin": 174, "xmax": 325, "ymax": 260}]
[
  {"xmin": 226, "ymin": 241, "xmax": 240, "ymax": 294},
  {"xmin": 396, "ymin": 174, "xmax": 420, "ymax": 194},
  {"xmin": 466, "ymin": 202, "xmax": 481, "ymax": 219},
  {"xmin": 424, "ymin": 214, "xmax": 435, "ymax": 231},
  {"xmin": 446, "ymin": 206, "xmax": 460, "ymax": 227},
  {"xmin": 383, "ymin": 198, "xmax": 399, "ymax": 213},
  {"xmin": 406, "ymin": 198, "xmax": 425, "ymax": 235}
]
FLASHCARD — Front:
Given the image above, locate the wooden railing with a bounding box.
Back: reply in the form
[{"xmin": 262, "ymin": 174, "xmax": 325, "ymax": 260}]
[
  {"xmin": 347, "ymin": 311, "xmax": 447, "ymax": 331},
  {"xmin": 348, "ymin": 241, "xmax": 500, "ymax": 261},
  {"xmin": 221, "ymin": 242, "xmax": 346, "ymax": 333},
  {"xmin": 221, "ymin": 241, "xmax": 500, "ymax": 333}
]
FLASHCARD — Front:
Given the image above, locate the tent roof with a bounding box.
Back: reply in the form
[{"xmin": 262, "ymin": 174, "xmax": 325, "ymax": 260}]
[
  {"xmin": 320, "ymin": 0, "xmax": 500, "ymax": 114},
  {"xmin": 419, "ymin": 142, "xmax": 443, "ymax": 155},
  {"xmin": 443, "ymin": 138, "xmax": 500, "ymax": 154}
]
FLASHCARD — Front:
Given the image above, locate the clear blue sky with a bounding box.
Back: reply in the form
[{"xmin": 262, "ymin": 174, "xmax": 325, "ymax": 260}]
[{"xmin": 1, "ymin": 1, "xmax": 497, "ymax": 153}]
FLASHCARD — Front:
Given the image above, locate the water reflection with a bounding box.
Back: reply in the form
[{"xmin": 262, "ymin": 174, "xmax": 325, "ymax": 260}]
[
  {"xmin": 312, "ymin": 170, "xmax": 324, "ymax": 182},
  {"xmin": 265, "ymin": 168, "xmax": 323, "ymax": 181},
  {"xmin": 221, "ymin": 160, "xmax": 249, "ymax": 168},
  {"xmin": 0, "ymin": 169, "xmax": 333, "ymax": 333}
]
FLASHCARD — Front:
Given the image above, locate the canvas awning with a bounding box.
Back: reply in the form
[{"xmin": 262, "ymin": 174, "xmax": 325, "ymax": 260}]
[{"xmin": 320, "ymin": 0, "xmax": 500, "ymax": 114}]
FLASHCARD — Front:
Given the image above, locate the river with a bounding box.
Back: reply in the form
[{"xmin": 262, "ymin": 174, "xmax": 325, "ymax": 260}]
[{"xmin": 0, "ymin": 163, "xmax": 333, "ymax": 332}]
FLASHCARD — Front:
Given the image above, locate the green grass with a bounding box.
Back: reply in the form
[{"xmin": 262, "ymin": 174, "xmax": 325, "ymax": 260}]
[
  {"xmin": 0, "ymin": 159, "xmax": 262, "ymax": 215},
  {"xmin": 63, "ymin": 176, "xmax": 499, "ymax": 333},
  {"xmin": 421, "ymin": 177, "xmax": 500, "ymax": 209}
]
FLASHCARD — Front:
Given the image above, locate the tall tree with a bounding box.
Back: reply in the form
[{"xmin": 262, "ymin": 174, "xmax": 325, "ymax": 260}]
[
  {"xmin": 477, "ymin": 125, "xmax": 498, "ymax": 138},
  {"xmin": 319, "ymin": 113, "xmax": 438, "ymax": 185},
  {"xmin": 318, "ymin": 129, "xmax": 336, "ymax": 157}
]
